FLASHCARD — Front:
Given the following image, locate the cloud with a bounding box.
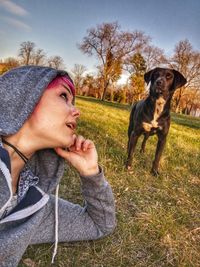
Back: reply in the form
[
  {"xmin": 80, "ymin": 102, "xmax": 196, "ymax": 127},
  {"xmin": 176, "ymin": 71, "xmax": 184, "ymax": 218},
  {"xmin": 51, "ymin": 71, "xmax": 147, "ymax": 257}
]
[
  {"xmin": 3, "ymin": 16, "xmax": 31, "ymax": 31},
  {"xmin": 0, "ymin": 0, "xmax": 28, "ymax": 16}
]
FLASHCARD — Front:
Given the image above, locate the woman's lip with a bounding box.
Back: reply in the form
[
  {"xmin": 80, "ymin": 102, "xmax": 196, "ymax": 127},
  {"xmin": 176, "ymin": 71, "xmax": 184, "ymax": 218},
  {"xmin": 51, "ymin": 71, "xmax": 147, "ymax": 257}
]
[{"xmin": 66, "ymin": 122, "xmax": 76, "ymax": 130}]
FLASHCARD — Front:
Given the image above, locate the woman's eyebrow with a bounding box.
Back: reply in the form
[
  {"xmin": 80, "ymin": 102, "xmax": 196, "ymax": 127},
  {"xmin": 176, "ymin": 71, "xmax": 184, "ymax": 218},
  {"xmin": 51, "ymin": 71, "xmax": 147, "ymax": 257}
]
[{"xmin": 62, "ymin": 84, "xmax": 72, "ymax": 95}]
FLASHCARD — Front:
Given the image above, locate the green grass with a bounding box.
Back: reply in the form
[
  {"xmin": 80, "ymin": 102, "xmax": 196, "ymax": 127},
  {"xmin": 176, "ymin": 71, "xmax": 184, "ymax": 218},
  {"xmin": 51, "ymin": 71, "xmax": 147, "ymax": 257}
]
[{"xmin": 20, "ymin": 96, "xmax": 200, "ymax": 267}]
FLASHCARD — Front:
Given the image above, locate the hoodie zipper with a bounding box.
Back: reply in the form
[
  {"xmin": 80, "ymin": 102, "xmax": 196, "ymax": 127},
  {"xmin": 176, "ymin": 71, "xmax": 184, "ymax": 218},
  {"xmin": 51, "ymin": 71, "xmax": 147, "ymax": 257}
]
[
  {"xmin": 0, "ymin": 190, "xmax": 49, "ymax": 224},
  {"xmin": 0, "ymin": 159, "xmax": 49, "ymax": 224},
  {"xmin": 0, "ymin": 160, "xmax": 13, "ymax": 214}
]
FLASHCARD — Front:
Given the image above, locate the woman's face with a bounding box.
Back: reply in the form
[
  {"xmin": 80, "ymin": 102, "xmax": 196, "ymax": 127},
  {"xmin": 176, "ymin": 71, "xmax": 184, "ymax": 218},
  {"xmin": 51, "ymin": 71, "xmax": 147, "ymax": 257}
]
[{"xmin": 28, "ymin": 80, "xmax": 80, "ymax": 149}]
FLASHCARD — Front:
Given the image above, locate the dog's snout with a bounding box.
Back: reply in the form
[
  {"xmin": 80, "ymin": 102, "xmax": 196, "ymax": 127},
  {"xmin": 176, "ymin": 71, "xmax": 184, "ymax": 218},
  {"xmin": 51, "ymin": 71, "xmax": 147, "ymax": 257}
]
[{"xmin": 156, "ymin": 79, "xmax": 163, "ymax": 87}]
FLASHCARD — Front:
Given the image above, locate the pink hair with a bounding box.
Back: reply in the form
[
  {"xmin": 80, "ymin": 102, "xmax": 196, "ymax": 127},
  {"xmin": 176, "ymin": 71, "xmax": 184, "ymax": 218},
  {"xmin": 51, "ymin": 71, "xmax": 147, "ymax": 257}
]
[
  {"xmin": 47, "ymin": 76, "xmax": 75, "ymax": 96},
  {"xmin": 32, "ymin": 76, "xmax": 75, "ymax": 115}
]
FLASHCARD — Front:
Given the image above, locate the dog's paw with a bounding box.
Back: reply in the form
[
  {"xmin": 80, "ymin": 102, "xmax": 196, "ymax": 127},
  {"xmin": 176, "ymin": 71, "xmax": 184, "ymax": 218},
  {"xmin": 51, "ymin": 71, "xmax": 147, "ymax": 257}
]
[
  {"xmin": 125, "ymin": 163, "xmax": 132, "ymax": 170},
  {"xmin": 125, "ymin": 165, "xmax": 134, "ymax": 174},
  {"xmin": 151, "ymin": 168, "xmax": 160, "ymax": 176}
]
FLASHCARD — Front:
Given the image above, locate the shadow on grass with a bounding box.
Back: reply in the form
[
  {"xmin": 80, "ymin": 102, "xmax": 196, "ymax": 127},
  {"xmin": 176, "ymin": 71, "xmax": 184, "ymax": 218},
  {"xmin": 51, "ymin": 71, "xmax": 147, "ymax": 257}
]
[
  {"xmin": 76, "ymin": 96, "xmax": 131, "ymax": 111},
  {"xmin": 171, "ymin": 113, "xmax": 200, "ymax": 130}
]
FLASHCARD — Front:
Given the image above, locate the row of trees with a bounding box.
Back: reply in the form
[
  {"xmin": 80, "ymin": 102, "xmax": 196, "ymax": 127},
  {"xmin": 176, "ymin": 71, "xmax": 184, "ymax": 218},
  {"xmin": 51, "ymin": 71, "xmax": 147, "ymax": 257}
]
[
  {"xmin": 1, "ymin": 22, "xmax": 200, "ymax": 116},
  {"xmin": 0, "ymin": 41, "xmax": 65, "ymax": 74}
]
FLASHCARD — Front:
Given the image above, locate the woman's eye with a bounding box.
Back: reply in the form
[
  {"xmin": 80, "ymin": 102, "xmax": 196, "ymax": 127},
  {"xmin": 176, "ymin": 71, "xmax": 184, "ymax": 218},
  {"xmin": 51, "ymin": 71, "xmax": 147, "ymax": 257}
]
[{"xmin": 60, "ymin": 93, "xmax": 68, "ymax": 101}]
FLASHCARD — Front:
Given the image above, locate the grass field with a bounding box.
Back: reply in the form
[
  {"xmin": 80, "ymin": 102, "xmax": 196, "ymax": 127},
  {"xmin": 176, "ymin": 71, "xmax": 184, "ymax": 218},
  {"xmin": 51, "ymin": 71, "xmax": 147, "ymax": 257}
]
[{"xmin": 21, "ymin": 96, "xmax": 200, "ymax": 267}]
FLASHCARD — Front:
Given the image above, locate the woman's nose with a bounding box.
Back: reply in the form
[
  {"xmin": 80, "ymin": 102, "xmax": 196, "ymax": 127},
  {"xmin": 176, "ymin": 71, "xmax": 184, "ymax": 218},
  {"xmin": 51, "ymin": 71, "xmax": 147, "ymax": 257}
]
[{"xmin": 71, "ymin": 106, "xmax": 80, "ymax": 118}]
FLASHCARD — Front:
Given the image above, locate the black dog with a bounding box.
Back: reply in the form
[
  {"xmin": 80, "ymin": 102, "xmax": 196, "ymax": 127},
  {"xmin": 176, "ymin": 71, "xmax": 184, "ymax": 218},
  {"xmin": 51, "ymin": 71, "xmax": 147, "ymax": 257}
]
[{"xmin": 126, "ymin": 67, "xmax": 187, "ymax": 175}]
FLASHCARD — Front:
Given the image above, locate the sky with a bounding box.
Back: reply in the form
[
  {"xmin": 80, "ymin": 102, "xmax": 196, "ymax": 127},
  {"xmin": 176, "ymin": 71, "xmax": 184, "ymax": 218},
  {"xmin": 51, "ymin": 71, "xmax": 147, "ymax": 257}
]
[{"xmin": 0, "ymin": 0, "xmax": 199, "ymax": 79}]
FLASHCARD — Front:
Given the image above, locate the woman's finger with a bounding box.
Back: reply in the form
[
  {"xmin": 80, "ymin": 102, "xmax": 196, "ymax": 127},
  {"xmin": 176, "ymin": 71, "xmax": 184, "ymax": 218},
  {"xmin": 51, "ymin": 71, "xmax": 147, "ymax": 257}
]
[
  {"xmin": 75, "ymin": 135, "xmax": 85, "ymax": 151},
  {"xmin": 54, "ymin": 147, "xmax": 70, "ymax": 159},
  {"xmin": 82, "ymin": 139, "xmax": 94, "ymax": 151}
]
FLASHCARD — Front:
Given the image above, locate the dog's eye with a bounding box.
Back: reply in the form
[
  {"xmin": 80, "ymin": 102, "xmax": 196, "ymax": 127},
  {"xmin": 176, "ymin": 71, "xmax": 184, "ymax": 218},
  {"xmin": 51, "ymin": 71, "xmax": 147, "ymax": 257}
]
[
  {"xmin": 153, "ymin": 73, "xmax": 159, "ymax": 79},
  {"xmin": 166, "ymin": 73, "xmax": 172, "ymax": 79}
]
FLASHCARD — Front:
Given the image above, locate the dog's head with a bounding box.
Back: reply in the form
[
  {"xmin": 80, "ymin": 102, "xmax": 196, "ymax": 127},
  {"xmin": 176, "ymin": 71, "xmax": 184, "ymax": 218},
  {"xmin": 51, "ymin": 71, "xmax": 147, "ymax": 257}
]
[{"xmin": 144, "ymin": 68, "xmax": 187, "ymax": 100}]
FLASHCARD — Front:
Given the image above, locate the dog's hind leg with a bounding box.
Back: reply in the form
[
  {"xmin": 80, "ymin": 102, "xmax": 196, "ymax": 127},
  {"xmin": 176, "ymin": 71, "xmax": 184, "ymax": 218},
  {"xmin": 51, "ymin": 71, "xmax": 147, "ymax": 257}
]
[
  {"xmin": 126, "ymin": 132, "xmax": 139, "ymax": 170},
  {"xmin": 127, "ymin": 104, "xmax": 137, "ymax": 152},
  {"xmin": 140, "ymin": 133, "xmax": 149, "ymax": 153}
]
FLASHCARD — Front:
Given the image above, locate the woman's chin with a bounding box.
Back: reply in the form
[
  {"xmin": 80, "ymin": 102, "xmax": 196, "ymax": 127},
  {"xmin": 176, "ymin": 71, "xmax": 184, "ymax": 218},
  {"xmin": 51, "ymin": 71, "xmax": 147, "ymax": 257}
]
[
  {"xmin": 62, "ymin": 137, "xmax": 75, "ymax": 148},
  {"xmin": 52, "ymin": 133, "xmax": 75, "ymax": 149}
]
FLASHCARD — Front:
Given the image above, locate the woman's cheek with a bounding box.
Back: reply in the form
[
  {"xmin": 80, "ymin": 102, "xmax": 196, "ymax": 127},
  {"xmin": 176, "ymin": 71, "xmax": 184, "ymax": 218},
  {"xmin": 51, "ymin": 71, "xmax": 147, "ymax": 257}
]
[
  {"xmin": 29, "ymin": 100, "xmax": 47, "ymax": 124},
  {"xmin": 32, "ymin": 101, "xmax": 41, "ymax": 115}
]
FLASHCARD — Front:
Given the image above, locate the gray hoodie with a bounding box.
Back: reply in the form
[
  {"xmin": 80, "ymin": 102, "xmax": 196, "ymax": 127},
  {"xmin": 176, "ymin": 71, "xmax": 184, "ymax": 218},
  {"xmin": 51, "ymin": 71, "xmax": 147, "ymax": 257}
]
[{"xmin": 0, "ymin": 66, "xmax": 116, "ymax": 267}]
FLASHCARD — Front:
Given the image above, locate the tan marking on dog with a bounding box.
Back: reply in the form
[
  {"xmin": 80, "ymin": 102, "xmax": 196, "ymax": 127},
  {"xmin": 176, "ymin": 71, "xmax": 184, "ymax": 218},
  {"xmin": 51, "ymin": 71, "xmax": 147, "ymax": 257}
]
[
  {"xmin": 142, "ymin": 122, "xmax": 152, "ymax": 132},
  {"xmin": 142, "ymin": 97, "xmax": 166, "ymax": 132}
]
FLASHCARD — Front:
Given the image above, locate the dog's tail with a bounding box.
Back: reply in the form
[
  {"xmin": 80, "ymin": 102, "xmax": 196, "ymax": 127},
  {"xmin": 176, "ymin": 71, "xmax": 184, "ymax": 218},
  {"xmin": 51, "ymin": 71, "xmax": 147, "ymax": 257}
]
[{"xmin": 128, "ymin": 102, "xmax": 137, "ymax": 139}]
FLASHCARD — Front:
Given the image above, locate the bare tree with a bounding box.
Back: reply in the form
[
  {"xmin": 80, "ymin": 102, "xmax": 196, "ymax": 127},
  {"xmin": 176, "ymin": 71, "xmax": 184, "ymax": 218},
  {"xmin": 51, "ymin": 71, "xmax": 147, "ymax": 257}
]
[
  {"xmin": 71, "ymin": 64, "xmax": 87, "ymax": 94},
  {"xmin": 33, "ymin": 49, "xmax": 46, "ymax": 66},
  {"xmin": 48, "ymin": 56, "xmax": 65, "ymax": 69},
  {"xmin": 18, "ymin": 41, "xmax": 35, "ymax": 65},
  {"xmin": 142, "ymin": 45, "xmax": 167, "ymax": 71},
  {"xmin": 79, "ymin": 22, "xmax": 150, "ymax": 100},
  {"xmin": 170, "ymin": 39, "xmax": 200, "ymax": 112},
  {"xmin": 18, "ymin": 41, "xmax": 64, "ymax": 68}
]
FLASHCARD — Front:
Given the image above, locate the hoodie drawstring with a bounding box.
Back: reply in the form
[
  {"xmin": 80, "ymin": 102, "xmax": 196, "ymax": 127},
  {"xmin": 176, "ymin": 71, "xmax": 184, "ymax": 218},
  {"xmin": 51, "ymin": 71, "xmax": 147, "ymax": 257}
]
[
  {"xmin": 2, "ymin": 139, "xmax": 29, "ymax": 164},
  {"xmin": 51, "ymin": 184, "xmax": 59, "ymax": 264}
]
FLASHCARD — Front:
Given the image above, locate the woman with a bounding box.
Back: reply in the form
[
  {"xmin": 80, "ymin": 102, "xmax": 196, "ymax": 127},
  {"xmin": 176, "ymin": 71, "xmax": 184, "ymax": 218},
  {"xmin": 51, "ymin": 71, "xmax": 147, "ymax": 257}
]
[{"xmin": 0, "ymin": 66, "xmax": 116, "ymax": 267}]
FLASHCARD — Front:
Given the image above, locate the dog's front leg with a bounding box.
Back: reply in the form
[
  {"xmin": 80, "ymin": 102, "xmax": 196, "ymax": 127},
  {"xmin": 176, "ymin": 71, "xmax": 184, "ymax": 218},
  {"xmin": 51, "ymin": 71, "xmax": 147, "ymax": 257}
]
[
  {"xmin": 140, "ymin": 133, "xmax": 150, "ymax": 153},
  {"xmin": 151, "ymin": 134, "xmax": 167, "ymax": 175},
  {"xmin": 126, "ymin": 132, "xmax": 139, "ymax": 170}
]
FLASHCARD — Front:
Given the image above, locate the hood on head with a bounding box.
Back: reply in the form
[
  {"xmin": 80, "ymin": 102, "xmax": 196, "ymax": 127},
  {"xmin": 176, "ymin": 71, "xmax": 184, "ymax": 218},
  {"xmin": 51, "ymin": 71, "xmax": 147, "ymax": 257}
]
[
  {"xmin": 0, "ymin": 65, "xmax": 74, "ymax": 135},
  {"xmin": 0, "ymin": 65, "xmax": 74, "ymax": 192}
]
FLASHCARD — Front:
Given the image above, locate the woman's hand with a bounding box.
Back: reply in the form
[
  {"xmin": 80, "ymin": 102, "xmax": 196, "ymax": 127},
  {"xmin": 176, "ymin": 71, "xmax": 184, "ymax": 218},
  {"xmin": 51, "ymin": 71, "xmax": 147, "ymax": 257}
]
[{"xmin": 55, "ymin": 135, "xmax": 99, "ymax": 177}]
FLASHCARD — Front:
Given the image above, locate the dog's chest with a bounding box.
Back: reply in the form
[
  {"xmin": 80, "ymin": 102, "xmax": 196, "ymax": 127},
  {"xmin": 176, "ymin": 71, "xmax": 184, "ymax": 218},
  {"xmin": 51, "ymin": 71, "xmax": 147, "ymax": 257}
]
[{"xmin": 142, "ymin": 97, "xmax": 166, "ymax": 132}]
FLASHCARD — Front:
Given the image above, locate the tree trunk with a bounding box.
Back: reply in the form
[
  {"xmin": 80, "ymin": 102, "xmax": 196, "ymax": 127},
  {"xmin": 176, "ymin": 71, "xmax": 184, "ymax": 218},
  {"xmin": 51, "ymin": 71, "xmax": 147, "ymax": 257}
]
[
  {"xmin": 101, "ymin": 80, "xmax": 109, "ymax": 101},
  {"xmin": 110, "ymin": 86, "xmax": 114, "ymax": 102},
  {"xmin": 174, "ymin": 87, "xmax": 185, "ymax": 113}
]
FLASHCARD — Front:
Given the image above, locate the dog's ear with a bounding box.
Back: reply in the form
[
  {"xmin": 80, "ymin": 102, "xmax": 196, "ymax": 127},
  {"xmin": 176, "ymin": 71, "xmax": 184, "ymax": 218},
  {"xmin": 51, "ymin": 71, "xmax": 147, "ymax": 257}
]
[
  {"xmin": 144, "ymin": 68, "xmax": 158, "ymax": 85},
  {"xmin": 172, "ymin": 70, "xmax": 187, "ymax": 89}
]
